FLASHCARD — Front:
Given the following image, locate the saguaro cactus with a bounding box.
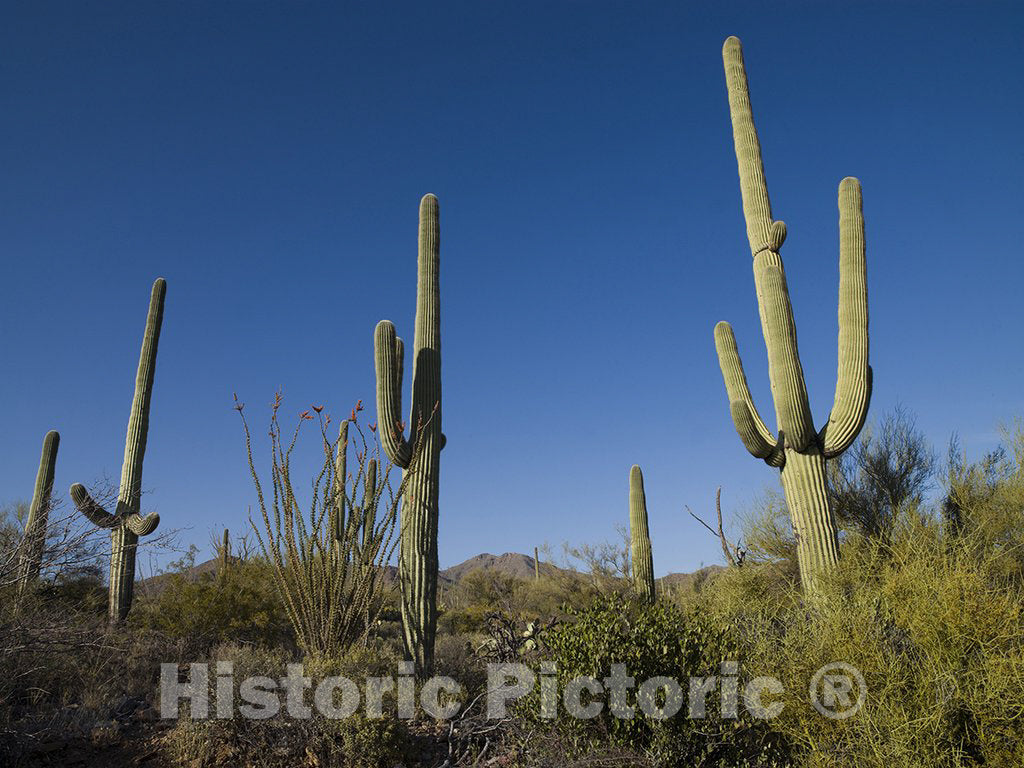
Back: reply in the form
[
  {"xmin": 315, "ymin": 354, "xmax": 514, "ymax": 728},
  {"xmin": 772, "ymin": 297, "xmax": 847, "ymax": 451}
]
[
  {"xmin": 17, "ymin": 430, "xmax": 60, "ymax": 591},
  {"xmin": 359, "ymin": 458, "xmax": 378, "ymax": 564},
  {"xmin": 374, "ymin": 194, "xmax": 443, "ymax": 677},
  {"xmin": 714, "ymin": 37, "xmax": 870, "ymax": 589},
  {"xmin": 72, "ymin": 278, "xmax": 165, "ymax": 622},
  {"xmin": 333, "ymin": 419, "xmax": 350, "ymax": 546},
  {"xmin": 629, "ymin": 465, "xmax": 656, "ymax": 603},
  {"xmin": 219, "ymin": 529, "xmax": 231, "ymax": 571}
]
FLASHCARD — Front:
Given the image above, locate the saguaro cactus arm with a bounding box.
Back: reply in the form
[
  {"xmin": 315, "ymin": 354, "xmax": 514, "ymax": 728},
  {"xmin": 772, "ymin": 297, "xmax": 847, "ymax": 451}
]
[
  {"xmin": 821, "ymin": 177, "xmax": 871, "ymax": 457},
  {"xmin": 374, "ymin": 323, "xmax": 412, "ymax": 467},
  {"xmin": 70, "ymin": 483, "xmax": 160, "ymax": 535},
  {"xmin": 714, "ymin": 322, "xmax": 784, "ymax": 466}
]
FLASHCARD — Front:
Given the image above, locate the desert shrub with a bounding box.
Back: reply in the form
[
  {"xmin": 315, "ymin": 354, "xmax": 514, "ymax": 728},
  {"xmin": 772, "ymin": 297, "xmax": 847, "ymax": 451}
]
[
  {"xmin": 172, "ymin": 713, "xmax": 408, "ymax": 768},
  {"xmin": 434, "ymin": 632, "xmax": 486, "ymax": 695},
  {"xmin": 168, "ymin": 641, "xmax": 410, "ymax": 768},
  {"xmin": 827, "ymin": 407, "xmax": 937, "ymax": 541},
  {"xmin": 440, "ymin": 568, "xmax": 528, "ymax": 634},
  {"xmin": 130, "ymin": 554, "xmax": 292, "ymax": 651},
  {"xmin": 532, "ymin": 594, "xmax": 792, "ymax": 767},
  {"xmin": 696, "ymin": 473, "xmax": 1024, "ymax": 768}
]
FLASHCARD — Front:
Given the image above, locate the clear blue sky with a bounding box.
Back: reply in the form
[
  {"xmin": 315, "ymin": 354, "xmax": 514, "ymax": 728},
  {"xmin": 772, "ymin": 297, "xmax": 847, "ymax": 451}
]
[{"xmin": 2, "ymin": 1, "xmax": 1022, "ymax": 575}]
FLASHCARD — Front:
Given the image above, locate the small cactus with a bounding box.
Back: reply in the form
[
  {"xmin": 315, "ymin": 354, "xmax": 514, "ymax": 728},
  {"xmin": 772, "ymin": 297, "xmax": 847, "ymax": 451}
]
[
  {"xmin": 713, "ymin": 37, "xmax": 870, "ymax": 589},
  {"xmin": 71, "ymin": 278, "xmax": 165, "ymax": 623},
  {"xmin": 332, "ymin": 419, "xmax": 350, "ymax": 545},
  {"xmin": 359, "ymin": 458, "xmax": 378, "ymax": 564},
  {"xmin": 17, "ymin": 430, "xmax": 60, "ymax": 592},
  {"xmin": 629, "ymin": 465, "xmax": 656, "ymax": 603},
  {"xmin": 219, "ymin": 528, "xmax": 231, "ymax": 571}
]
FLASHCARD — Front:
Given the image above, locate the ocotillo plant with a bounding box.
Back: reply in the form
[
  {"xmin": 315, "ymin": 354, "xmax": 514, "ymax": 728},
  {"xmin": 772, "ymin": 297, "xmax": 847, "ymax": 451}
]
[
  {"xmin": 714, "ymin": 37, "xmax": 870, "ymax": 589},
  {"xmin": 16, "ymin": 430, "xmax": 60, "ymax": 592},
  {"xmin": 241, "ymin": 394, "xmax": 408, "ymax": 657},
  {"xmin": 374, "ymin": 193, "xmax": 443, "ymax": 677},
  {"xmin": 629, "ymin": 465, "xmax": 656, "ymax": 603},
  {"xmin": 72, "ymin": 278, "xmax": 165, "ymax": 622}
]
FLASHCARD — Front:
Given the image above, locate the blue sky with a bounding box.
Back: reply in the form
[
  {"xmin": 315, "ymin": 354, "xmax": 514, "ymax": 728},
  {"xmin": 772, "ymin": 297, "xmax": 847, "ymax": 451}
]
[{"xmin": 2, "ymin": 1, "xmax": 1022, "ymax": 575}]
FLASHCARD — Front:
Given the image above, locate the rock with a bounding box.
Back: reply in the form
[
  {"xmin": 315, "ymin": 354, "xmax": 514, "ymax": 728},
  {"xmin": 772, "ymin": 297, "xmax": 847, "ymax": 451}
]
[{"xmin": 111, "ymin": 695, "xmax": 145, "ymax": 721}]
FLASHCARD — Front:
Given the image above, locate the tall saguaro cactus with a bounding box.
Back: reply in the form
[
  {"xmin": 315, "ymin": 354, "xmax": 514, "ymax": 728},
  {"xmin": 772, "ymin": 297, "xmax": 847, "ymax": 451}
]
[
  {"xmin": 714, "ymin": 37, "xmax": 870, "ymax": 589},
  {"xmin": 374, "ymin": 194, "xmax": 443, "ymax": 677},
  {"xmin": 72, "ymin": 278, "xmax": 165, "ymax": 623},
  {"xmin": 17, "ymin": 430, "xmax": 60, "ymax": 592},
  {"xmin": 629, "ymin": 465, "xmax": 656, "ymax": 603}
]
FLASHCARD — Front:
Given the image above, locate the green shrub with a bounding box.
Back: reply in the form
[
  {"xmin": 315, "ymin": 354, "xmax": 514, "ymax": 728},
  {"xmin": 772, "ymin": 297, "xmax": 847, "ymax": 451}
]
[
  {"xmin": 131, "ymin": 556, "xmax": 292, "ymax": 651},
  {"xmin": 534, "ymin": 594, "xmax": 792, "ymax": 766},
  {"xmin": 169, "ymin": 641, "xmax": 410, "ymax": 768},
  {"xmin": 696, "ymin": 466, "xmax": 1024, "ymax": 768},
  {"xmin": 336, "ymin": 713, "xmax": 408, "ymax": 767}
]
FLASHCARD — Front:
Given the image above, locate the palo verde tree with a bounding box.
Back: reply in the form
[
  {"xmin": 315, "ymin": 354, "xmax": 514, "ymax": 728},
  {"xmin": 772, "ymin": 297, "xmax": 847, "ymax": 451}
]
[{"xmin": 713, "ymin": 37, "xmax": 871, "ymax": 589}]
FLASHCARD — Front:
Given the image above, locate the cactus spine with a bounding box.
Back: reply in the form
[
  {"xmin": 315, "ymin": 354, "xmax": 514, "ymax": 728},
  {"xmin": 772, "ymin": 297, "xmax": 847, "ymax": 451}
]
[
  {"xmin": 71, "ymin": 278, "xmax": 165, "ymax": 623},
  {"xmin": 629, "ymin": 465, "xmax": 656, "ymax": 603},
  {"xmin": 17, "ymin": 430, "xmax": 60, "ymax": 592},
  {"xmin": 714, "ymin": 37, "xmax": 870, "ymax": 589},
  {"xmin": 374, "ymin": 194, "xmax": 443, "ymax": 677}
]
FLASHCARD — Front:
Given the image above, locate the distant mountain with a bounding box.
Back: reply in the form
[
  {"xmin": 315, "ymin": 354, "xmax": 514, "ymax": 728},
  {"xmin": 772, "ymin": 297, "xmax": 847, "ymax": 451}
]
[
  {"xmin": 140, "ymin": 550, "xmax": 720, "ymax": 595},
  {"xmin": 657, "ymin": 564, "xmax": 726, "ymax": 591},
  {"xmin": 440, "ymin": 552, "xmax": 563, "ymax": 583}
]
